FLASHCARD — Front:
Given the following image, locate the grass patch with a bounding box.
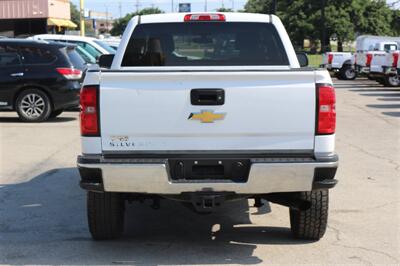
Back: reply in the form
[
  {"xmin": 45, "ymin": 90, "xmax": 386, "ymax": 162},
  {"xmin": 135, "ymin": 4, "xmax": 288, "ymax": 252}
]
[{"xmin": 307, "ymin": 54, "xmax": 323, "ymax": 68}]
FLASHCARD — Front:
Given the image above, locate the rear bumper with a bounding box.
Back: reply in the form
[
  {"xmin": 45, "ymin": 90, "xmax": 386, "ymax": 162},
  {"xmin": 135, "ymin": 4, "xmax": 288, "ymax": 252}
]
[
  {"xmin": 384, "ymin": 67, "xmax": 399, "ymax": 75},
  {"xmin": 77, "ymin": 153, "xmax": 338, "ymax": 194},
  {"xmin": 356, "ymin": 65, "xmax": 370, "ymax": 74},
  {"xmin": 52, "ymin": 81, "xmax": 81, "ymax": 110},
  {"xmin": 320, "ymin": 64, "xmax": 339, "ymax": 72}
]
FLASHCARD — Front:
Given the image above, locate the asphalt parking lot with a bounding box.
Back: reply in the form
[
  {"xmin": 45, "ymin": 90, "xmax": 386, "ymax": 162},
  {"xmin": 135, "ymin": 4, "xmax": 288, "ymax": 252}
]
[{"xmin": 0, "ymin": 78, "xmax": 399, "ymax": 265}]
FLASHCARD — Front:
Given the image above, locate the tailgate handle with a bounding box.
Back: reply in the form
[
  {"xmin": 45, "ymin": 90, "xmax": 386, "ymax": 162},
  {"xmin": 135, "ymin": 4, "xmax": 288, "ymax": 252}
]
[{"xmin": 191, "ymin": 89, "xmax": 224, "ymax": 106}]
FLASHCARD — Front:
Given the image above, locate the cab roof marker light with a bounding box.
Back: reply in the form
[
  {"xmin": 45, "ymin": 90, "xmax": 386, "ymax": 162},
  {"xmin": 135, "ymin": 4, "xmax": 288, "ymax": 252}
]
[{"xmin": 184, "ymin": 14, "xmax": 226, "ymax": 22}]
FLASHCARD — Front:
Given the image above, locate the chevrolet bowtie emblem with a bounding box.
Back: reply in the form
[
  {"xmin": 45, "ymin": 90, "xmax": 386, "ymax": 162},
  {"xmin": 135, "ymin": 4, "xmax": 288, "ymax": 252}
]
[{"xmin": 188, "ymin": 110, "xmax": 226, "ymax": 123}]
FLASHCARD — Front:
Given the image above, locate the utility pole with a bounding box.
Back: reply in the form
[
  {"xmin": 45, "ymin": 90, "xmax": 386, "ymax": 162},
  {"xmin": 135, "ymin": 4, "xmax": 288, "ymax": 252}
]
[
  {"xmin": 231, "ymin": 0, "xmax": 234, "ymax": 11},
  {"xmin": 321, "ymin": 0, "xmax": 326, "ymax": 52},
  {"xmin": 171, "ymin": 0, "xmax": 174, "ymax": 12},
  {"xmin": 271, "ymin": 0, "xmax": 277, "ymax": 14},
  {"xmin": 80, "ymin": 0, "xmax": 85, "ymax": 36},
  {"xmin": 118, "ymin": 2, "xmax": 122, "ymax": 18},
  {"xmin": 204, "ymin": 0, "xmax": 207, "ymax": 12},
  {"xmin": 135, "ymin": 0, "xmax": 140, "ymax": 13},
  {"xmin": 105, "ymin": 5, "xmax": 109, "ymax": 33}
]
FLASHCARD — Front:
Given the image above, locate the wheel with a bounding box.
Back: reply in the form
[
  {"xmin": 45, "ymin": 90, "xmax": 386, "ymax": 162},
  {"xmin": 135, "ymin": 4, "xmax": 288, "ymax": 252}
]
[
  {"xmin": 335, "ymin": 72, "xmax": 344, "ymax": 80},
  {"xmin": 383, "ymin": 75, "xmax": 400, "ymax": 87},
  {"xmin": 15, "ymin": 89, "xmax": 52, "ymax": 122},
  {"xmin": 339, "ymin": 65, "xmax": 356, "ymax": 80},
  {"xmin": 50, "ymin": 109, "xmax": 63, "ymax": 118},
  {"xmin": 376, "ymin": 77, "xmax": 385, "ymax": 85},
  {"xmin": 87, "ymin": 192, "xmax": 125, "ymax": 240},
  {"xmin": 289, "ymin": 190, "xmax": 329, "ymax": 240}
]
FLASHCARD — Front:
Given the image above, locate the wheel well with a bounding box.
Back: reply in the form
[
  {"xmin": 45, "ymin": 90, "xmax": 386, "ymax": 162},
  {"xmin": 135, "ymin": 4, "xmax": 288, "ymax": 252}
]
[
  {"xmin": 14, "ymin": 86, "xmax": 54, "ymax": 110},
  {"xmin": 343, "ymin": 60, "xmax": 352, "ymax": 66}
]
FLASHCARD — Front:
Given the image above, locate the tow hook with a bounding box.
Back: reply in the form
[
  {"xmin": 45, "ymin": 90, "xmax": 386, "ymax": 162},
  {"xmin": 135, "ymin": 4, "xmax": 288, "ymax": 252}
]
[
  {"xmin": 253, "ymin": 197, "xmax": 264, "ymax": 208},
  {"xmin": 190, "ymin": 194, "xmax": 225, "ymax": 213}
]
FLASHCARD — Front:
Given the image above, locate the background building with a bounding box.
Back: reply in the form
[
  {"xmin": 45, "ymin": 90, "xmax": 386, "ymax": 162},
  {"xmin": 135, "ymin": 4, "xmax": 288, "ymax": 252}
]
[
  {"xmin": 0, "ymin": 0, "xmax": 76, "ymax": 37},
  {"xmin": 87, "ymin": 11, "xmax": 113, "ymax": 34}
]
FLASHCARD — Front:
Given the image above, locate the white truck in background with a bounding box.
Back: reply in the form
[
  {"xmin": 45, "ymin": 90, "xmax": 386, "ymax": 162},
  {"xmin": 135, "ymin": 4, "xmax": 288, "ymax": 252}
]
[
  {"xmin": 355, "ymin": 35, "xmax": 400, "ymax": 86},
  {"xmin": 77, "ymin": 13, "xmax": 338, "ymax": 241},
  {"xmin": 368, "ymin": 49, "xmax": 400, "ymax": 87},
  {"xmin": 321, "ymin": 52, "xmax": 356, "ymax": 80}
]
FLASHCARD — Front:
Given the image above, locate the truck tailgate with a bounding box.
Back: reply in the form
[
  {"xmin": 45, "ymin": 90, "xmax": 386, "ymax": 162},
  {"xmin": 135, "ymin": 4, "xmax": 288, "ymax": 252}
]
[{"xmin": 100, "ymin": 71, "xmax": 316, "ymax": 152}]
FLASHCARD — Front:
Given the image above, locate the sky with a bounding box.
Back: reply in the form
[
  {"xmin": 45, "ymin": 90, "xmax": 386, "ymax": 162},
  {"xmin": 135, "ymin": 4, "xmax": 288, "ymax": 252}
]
[
  {"xmin": 71, "ymin": 0, "xmax": 399, "ymax": 20},
  {"xmin": 71, "ymin": 0, "xmax": 248, "ymax": 19}
]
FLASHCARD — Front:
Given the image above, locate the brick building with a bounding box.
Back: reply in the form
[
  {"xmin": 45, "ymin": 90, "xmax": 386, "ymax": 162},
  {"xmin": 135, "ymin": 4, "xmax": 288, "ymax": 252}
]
[{"xmin": 0, "ymin": 0, "xmax": 77, "ymax": 37}]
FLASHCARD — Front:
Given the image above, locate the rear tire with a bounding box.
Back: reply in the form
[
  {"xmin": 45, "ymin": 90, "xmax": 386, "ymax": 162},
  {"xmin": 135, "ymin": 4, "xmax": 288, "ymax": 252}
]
[
  {"xmin": 87, "ymin": 192, "xmax": 125, "ymax": 240},
  {"xmin": 339, "ymin": 65, "xmax": 356, "ymax": 80},
  {"xmin": 335, "ymin": 72, "xmax": 343, "ymax": 80},
  {"xmin": 376, "ymin": 77, "xmax": 385, "ymax": 85},
  {"xmin": 290, "ymin": 190, "xmax": 329, "ymax": 240},
  {"xmin": 15, "ymin": 89, "xmax": 52, "ymax": 122},
  {"xmin": 383, "ymin": 75, "xmax": 400, "ymax": 87}
]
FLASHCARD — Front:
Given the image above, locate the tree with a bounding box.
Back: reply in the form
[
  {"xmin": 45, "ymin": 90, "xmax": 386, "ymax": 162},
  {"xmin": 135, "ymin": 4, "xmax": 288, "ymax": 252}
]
[
  {"xmin": 353, "ymin": 0, "xmax": 393, "ymax": 36},
  {"xmin": 110, "ymin": 8, "xmax": 164, "ymax": 36},
  {"xmin": 391, "ymin": 9, "xmax": 400, "ymax": 36},
  {"xmin": 70, "ymin": 2, "xmax": 80, "ymax": 30},
  {"xmin": 244, "ymin": 0, "xmax": 397, "ymax": 52},
  {"xmin": 324, "ymin": 0, "xmax": 354, "ymax": 52},
  {"xmin": 216, "ymin": 7, "xmax": 234, "ymax": 12},
  {"xmin": 244, "ymin": 0, "xmax": 274, "ymax": 14}
]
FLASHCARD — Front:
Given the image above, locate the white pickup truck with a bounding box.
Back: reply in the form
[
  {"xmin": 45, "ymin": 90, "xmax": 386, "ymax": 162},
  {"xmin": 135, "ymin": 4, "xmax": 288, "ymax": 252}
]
[
  {"xmin": 368, "ymin": 50, "xmax": 400, "ymax": 87},
  {"xmin": 355, "ymin": 36, "xmax": 400, "ymax": 86},
  {"xmin": 321, "ymin": 52, "xmax": 356, "ymax": 80},
  {"xmin": 77, "ymin": 13, "xmax": 338, "ymax": 241}
]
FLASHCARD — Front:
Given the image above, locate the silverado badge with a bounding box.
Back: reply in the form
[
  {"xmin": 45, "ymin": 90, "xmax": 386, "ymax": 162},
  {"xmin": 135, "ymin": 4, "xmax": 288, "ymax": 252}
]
[{"xmin": 188, "ymin": 110, "xmax": 226, "ymax": 123}]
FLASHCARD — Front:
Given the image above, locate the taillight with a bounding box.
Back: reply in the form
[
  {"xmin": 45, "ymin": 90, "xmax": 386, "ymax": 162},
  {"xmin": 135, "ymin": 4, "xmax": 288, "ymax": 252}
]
[
  {"xmin": 56, "ymin": 68, "xmax": 82, "ymax": 80},
  {"xmin": 80, "ymin": 86, "xmax": 99, "ymax": 136},
  {"xmin": 392, "ymin": 53, "xmax": 399, "ymax": 68},
  {"xmin": 317, "ymin": 84, "xmax": 336, "ymax": 135},
  {"xmin": 328, "ymin": 54, "xmax": 333, "ymax": 64},
  {"xmin": 184, "ymin": 13, "xmax": 226, "ymax": 22},
  {"xmin": 366, "ymin": 53, "xmax": 373, "ymax": 67}
]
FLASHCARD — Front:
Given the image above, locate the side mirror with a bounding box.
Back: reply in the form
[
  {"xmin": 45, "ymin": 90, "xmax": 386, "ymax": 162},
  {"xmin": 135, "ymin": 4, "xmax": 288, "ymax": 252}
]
[
  {"xmin": 296, "ymin": 52, "xmax": 309, "ymax": 67},
  {"xmin": 98, "ymin": 54, "xmax": 114, "ymax": 68}
]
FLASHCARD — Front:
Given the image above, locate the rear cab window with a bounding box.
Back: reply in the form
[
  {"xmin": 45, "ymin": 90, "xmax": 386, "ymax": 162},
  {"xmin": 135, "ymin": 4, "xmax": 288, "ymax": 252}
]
[
  {"xmin": 122, "ymin": 22, "xmax": 289, "ymax": 67},
  {"xmin": 384, "ymin": 44, "xmax": 398, "ymax": 51}
]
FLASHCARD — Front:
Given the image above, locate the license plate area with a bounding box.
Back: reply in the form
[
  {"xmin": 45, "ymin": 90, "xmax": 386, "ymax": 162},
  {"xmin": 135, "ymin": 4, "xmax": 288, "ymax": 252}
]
[{"xmin": 169, "ymin": 159, "xmax": 250, "ymax": 183}]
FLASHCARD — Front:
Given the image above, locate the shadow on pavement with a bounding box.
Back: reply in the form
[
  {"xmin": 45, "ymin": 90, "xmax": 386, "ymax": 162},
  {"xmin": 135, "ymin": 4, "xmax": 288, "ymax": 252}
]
[
  {"xmin": 0, "ymin": 168, "xmax": 307, "ymax": 265},
  {"xmin": 360, "ymin": 93, "xmax": 400, "ymax": 97},
  {"xmin": 350, "ymin": 88, "xmax": 400, "ymax": 92},
  {"xmin": 366, "ymin": 104, "xmax": 400, "ymax": 109},
  {"xmin": 0, "ymin": 115, "xmax": 76, "ymax": 123},
  {"xmin": 382, "ymin": 112, "xmax": 400, "ymax": 117},
  {"xmin": 377, "ymin": 97, "xmax": 400, "ymax": 101},
  {"xmin": 338, "ymin": 80, "xmax": 400, "ymax": 118}
]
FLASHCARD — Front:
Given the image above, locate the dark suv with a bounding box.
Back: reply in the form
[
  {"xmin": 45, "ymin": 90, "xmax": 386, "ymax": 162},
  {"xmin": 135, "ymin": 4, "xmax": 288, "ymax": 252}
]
[{"xmin": 0, "ymin": 39, "xmax": 86, "ymax": 122}]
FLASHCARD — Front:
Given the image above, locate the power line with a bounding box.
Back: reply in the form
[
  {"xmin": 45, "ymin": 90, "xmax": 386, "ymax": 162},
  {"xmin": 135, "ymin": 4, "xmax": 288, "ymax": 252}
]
[{"xmin": 135, "ymin": 0, "xmax": 140, "ymax": 12}]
